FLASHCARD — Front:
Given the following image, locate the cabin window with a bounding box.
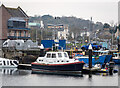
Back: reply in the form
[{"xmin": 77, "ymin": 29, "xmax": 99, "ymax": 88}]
[
  {"xmin": 13, "ymin": 61, "xmax": 18, "ymax": 65},
  {"xmin": 64, "ymin": 53, "xmax": 67, "ymax": 57},
  {"xmin": 10, "ymin": 61, "xmax": 14, "ymax": 65},
  {"xmin": 47, "ymin": 54, "xmax": 51, "ymax": 58},
  {"xmin": 61, "ymin": 60, "xmax": 64, "ymax": 62},
  {"xmin": 58, "ymin": 53, "xmax": 62, "ymax": 58},
  {"xmin": 52, "ymin": 54, "xmax": 56, "ymax": 58},
  {"xmin": 7, "ymin": 61, "xmax": 9, "ymax": 65},
  {"xmin": 0, "ymin": 61, "xmax": 2, "ymax": 65},
  {"xmin": 3, "ymin": 61, "xmax": 6, "ymax": 65}
]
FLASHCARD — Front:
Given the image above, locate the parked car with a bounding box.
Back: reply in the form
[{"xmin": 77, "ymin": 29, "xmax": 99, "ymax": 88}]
[{"xmin": 81, "ymin": 43, "xmax": 102, "ymax": 51}]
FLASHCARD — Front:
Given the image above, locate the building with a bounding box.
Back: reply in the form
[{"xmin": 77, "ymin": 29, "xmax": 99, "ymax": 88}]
[
  {"xmin": 0, "ymin": 4, "xmax": 30, "ymax": 41},
  {"xmin": 47, "ymin": 24, "xmax": 69, "ymax": 40}
]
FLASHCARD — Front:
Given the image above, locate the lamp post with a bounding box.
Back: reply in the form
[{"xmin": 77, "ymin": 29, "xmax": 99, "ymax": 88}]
[{"xmin": 117, "ymin": 25, "xmax": 120, "ymax": 52}]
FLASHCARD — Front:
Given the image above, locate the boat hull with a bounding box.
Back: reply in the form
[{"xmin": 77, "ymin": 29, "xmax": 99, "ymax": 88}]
[
  {"xmin": 32, "ymin": 62, "xmax": 84, "ymax": 71},
  {"xmin": 112, "ymin": 59, "xmax": 120, "ymax": 64},
  {"xmin": 78, "ymin": 55, "xmax": 107, "ymax": 65},
  {"xmin": 104, "ymin": 55, "xmax": 112, "ymax": 63}
]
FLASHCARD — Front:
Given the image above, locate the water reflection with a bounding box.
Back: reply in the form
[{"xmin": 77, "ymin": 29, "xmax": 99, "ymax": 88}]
[
  {"xmin": 0, "ymin": 67, "xmax": 118, "ymax": 86},
  {"xmin": 0, "ymin": 68, "xmax": 31, "ymax": 75}
]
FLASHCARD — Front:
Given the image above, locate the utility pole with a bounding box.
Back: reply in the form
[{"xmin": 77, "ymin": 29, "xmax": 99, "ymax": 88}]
[{"xmin": 89, "ymin": 17, "xmax": 92, "ymax": 43}]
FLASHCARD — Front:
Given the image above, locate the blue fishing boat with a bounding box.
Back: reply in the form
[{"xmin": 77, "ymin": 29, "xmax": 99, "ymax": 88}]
[
  {"xmin": 112, "ymin": 53, "xmax": 120, "ymax": 64},
  {"xmin": 75, "ymin": 55, "xmax": 106, "ymax": 65},
  {"xmin": 93, "ymin": 50, "xmax": 112, "ymax": 63},
  {"xmin": 75, "ymin": 50, "xmax": 112, "ymax": 65}
]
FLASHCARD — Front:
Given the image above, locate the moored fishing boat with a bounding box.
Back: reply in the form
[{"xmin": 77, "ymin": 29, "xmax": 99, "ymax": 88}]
[
  {"xmin": 75, "ymin": 50, "xmax": 112, "ymax": 65},
  {"xmin": 31, "ymin": 51, "xmax": 85, "ymax": 75}
]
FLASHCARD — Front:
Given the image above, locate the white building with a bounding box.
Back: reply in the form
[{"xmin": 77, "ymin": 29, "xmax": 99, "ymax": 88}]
[
  {"xmin": 48, "ymin": 24, "xmax": 69, "ymax": 40},
  {"xmin": 57, "ymin": 25, "xmax": 69, "ymax": 40}
]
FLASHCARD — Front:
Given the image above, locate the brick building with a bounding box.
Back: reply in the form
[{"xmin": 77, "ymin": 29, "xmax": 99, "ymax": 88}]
[{"xmin": 0, "ymin": 4, "xmax": 30, "ymax": 41}]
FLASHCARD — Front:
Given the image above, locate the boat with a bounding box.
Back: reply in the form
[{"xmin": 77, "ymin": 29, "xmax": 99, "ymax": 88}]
[
  {"xmin": 75, "ymin": 50, "xmax": 112, "ymax": 65},
  {"xmin": 112, "ymin": 53, "xmax": 120, "ymax": 64},
  {"xmin": 93, "ymin": 50, "xmax": 112, "ymax": 63},
  {"xmin": 0, "ymin": 58, "xmax": 19, "ymax": 68},
  {"xmin": 31, "ymin": 51, "xmax": 85, "ymax": 75}
]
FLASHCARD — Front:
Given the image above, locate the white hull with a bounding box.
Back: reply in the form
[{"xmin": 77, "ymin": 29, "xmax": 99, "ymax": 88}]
[{"xmin": 0, "ymin": 58, "xmax": 19, "ymax": 68}]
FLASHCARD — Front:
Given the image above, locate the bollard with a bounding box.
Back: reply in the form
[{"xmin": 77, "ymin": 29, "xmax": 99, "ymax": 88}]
[{"xmin": 88, "ymin": 44, "xmax": 92, "ymax": 69}]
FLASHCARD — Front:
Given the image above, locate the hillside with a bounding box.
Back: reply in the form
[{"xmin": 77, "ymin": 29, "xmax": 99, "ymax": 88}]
[{"xmin": 29, "ymin": 15, "xmax": 104, "ymax": 33}]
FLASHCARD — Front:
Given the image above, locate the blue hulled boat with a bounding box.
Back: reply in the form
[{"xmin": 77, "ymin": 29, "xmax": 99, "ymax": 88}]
[
  {"xmin": 75, "ymin": 50, "xmax": 112, "ymax": 65},
  {"xmin": 31, "ymin": 52, "xmax": 85, "ymax": 74},
  {"xmin": 75, "ymin": 55, "xmax": 106, "ymax": 65}
]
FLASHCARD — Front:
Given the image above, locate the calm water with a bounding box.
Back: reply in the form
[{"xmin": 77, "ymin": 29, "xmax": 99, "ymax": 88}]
[{"xmin": 0, "ymin": 66, "xmax": 120, "ymax": 86}]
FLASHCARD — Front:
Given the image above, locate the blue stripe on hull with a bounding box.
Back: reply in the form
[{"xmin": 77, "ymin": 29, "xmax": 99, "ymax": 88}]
[{"xmin": 32, "ymin": 63, "xmax": 84, "ymax": 71}]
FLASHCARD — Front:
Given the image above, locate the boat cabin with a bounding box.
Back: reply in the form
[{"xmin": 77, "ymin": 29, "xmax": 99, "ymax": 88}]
[
  {"xmin": 45, "ymin": 52, "xmax": 69, "ymax": 59},
  {"xmin": 36, "ymin": 52, "xmax": 78, "ymax": 64}
]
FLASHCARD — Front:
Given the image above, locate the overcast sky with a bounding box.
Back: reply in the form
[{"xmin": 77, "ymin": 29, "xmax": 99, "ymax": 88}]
[{"xmin": 0, "ymin": 0, "xmax": 119, "ymax": 24}]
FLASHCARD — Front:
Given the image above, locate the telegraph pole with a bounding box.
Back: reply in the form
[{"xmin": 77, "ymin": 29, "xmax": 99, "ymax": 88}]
[{"xmin": 89, "ymin": 17, "xmax": 92, "ymax": 43}]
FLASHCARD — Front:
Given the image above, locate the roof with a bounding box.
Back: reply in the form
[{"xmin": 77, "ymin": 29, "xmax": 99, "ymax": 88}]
[{"xmin": 1, "ymin": 4, "xmax": 29, "ymax": 18}]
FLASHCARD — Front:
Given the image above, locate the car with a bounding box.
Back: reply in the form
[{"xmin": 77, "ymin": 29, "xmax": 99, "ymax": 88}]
[{"xmin": 81, "ymin": 43, "xmax": 102, "ymax": 51}]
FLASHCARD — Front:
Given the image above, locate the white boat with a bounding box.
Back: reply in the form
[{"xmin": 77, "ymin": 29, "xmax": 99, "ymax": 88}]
[
  {"xmin": 32, "ymin": 51, "xmax": 85, "ymax": 74},
  {"xmin": 0, "ymin": 58, "xmax": 19, "ymax": 68}
]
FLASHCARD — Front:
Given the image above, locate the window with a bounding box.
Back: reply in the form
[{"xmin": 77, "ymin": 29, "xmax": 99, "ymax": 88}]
[
  {"xmin": 13, "ymin": 61, "xmax": 18, "ymax": 65},
  {"xmin": 7, "ymin": 61, "xmax": 9, "ymax": 65},
  {"xmin": 19, "ymin": 31, "xmax": 21, "ymax": 37},
  {"xmin": 3, "ymin": 61, "xmax": 6, "ymax": 65},
  {"xmin": 8, "ymin": 20, "xmax": 26, "ymax": 28},
  {"xmin": 58, "ymin": 53, "xmax": 62, "ymax": 58},
  {"xmin": 10, "ymin": 61, "xmax": 14, "ymax": 65},
  {"xmin": 64, "ymin": 53, "xmax": 67, "ymax": 57},
  {"xmin": 4, "ymin": 42, "xmax": 8, "ymax": 45},
  {"xmin": 52, "ymin": 54, "xmax": 56, "ymax": 58},
  {"xmin": 17, "ymin": 43, "xmax": 20, "ymax": 46},
  {"xmin": 14, "ymin": 31, "xmax": 16, "ymax": 36},
  {"xmin": 24, "ymin": 31, "xmax": 26, "ymax": 37},
  {"xmin": 0, "ymin": 61, "xmax": 2, "ymax": 65},
  {"xmin": 47, "ymin": 54, "xmax": 51, "ymax": 58}
]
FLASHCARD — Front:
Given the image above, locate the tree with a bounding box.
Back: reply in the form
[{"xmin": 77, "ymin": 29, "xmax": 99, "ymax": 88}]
[{"xmin": 103, "ymin": 23, "xmax": 110, "ymax": 28}]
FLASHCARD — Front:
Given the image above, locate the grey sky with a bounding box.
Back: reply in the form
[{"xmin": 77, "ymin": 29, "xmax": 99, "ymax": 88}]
[{"xmin": 0, "ymin": 0, "xmax": 119, "ymax": 24}]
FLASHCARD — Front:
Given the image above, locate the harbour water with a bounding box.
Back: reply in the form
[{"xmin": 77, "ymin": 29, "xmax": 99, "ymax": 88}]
[{"xmin": 0, "ymin": 65, "xmax": 120, "ymax": 87}]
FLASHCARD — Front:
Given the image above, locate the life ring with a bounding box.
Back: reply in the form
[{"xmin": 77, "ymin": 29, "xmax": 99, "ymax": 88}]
[{"xmin": 72, "ymin": 53, "xmax": 76, "ymax": 57}]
